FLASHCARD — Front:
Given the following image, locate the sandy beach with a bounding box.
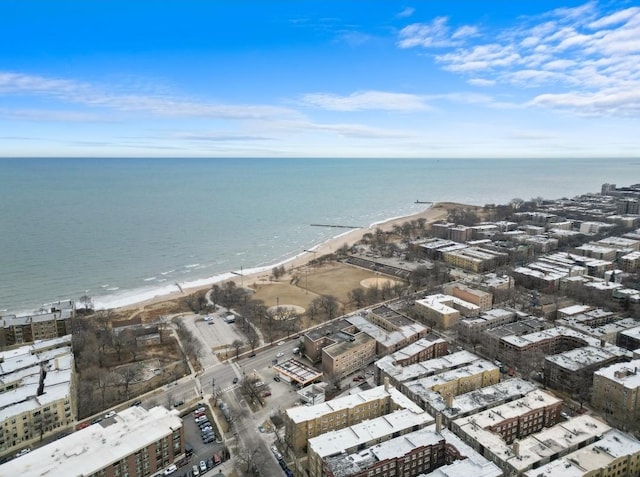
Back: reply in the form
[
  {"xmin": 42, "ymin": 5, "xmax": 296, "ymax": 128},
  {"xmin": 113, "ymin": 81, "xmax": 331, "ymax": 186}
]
[{"xmin": 112, "ymin": 202, "xmax": 462, "ymax": 317}]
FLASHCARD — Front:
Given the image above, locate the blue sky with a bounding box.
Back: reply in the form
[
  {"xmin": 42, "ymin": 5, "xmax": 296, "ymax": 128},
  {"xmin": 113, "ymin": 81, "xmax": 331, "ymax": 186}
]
[{"xmin": 1, "ymin": 0, "xmax": 639, "ymax": 158}]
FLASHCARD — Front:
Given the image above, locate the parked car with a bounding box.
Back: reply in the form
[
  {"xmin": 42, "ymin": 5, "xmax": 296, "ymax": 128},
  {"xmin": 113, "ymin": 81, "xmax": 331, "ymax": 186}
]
[
  {"xmin": 277, "ymin": 341, "xmax": 285, "ymax": 346},
  {"xmin": 273, "ymin": 376, "xmax": 281, "ymax": 382},
  {"xmin": 201, "ymin": 425, "xmax": 213, "ymax": 432},
  {"xmin": 163, "ymin": 464, "xmax": 177, "ymax": 475},
  {"xmin": 192, "ymin": 465, "xmax": 200, "ymax": 476},
  {"xmin": 249, "ymin": 352, "xmax": 256, "ymax": 357},
  {"xmin": 104, "ymin": 410, "xmax": 116, "ymax": 419},
  {"xmin": 131, "ymin": 400, "xmax": 142, "ymax": 407},
  {"xmin": 195, "ymin": 415, "xmax": 208, "ymax": 423},
  {"xmin": 15, "ymin": 448, "xmax": 30, "ymax": 458},
  {"xmin": 200, "ymin": 460, "xmax": 207, "ymax": 472},
  {"xmin": 198, "ymin": 420, "xmax": 211, "ymax": 429},
  {"xmin": 195, "ymin": 406, "xmax": 206, "ymax": 413},
  {"xmin": 202, "ymin": 435, "xmax": 215, "ymax": 444},
  {"xmin": 262, "ymin": 391, "xmax": 272, "ymax": 397},
  {"xmin": 276, "ymin": 352, "xmax": 284, "ymax": 358},
  {"xmin": 172, "ymin": 400, "xmax": 184, "ymax": 407},
  {"xmin": 233, "ymin": 377, "xmax": 238, "ymax": 384}
]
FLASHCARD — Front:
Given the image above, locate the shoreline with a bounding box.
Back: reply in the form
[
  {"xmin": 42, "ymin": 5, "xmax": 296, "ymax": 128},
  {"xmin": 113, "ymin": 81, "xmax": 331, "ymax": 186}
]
[{"xmin": 107, "ymin": 202, "xmax": 461, "ymax": 315}]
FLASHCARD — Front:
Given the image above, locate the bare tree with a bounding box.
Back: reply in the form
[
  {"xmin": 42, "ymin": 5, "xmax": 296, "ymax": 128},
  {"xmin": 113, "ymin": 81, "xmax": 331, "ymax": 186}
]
[{"xmin": 232, "ymin": 339, "xmax": 244, "ymax": 360}]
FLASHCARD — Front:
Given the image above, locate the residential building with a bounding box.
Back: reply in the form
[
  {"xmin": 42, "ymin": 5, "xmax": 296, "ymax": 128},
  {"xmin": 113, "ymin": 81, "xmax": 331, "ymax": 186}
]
[
  {"xmin": 284, "ymin": 380, "xmax": 422, "ymax": 452},
  {"xmin": 375, "ymin": 350, "xmax": 480, "ymax": 389},
  {"xmin": 307, "ymin": 408, "xmax": 435, "ymax": 477},
  {"xmin": 414, "ymin": 294, "xmax": 480, "ymax": 329},
  {"xmin": 524, "ymin": 428, "xmax": 640, "ymax": 477},
  {"xmin": 0, "ymin": 336, "xmax": 76, "ymax": 457},
  {"xmin": 591, "ymin": 359, "xmax": 640, "ymax": 423},
  {"xmin": 321, "ymin": 425, "xmax": 501, "ymax": 477},
  {"xmin": 322, "ymin": 332, "xmax": 376, "ymax": 379},
  {"xmin": 442, "ymin": 283, "xmax": 493, "ymax": 311},
  {"xmin": 1, "ymin": 406, "xmax": 184, "ymax": 477},
  {"xmin": 0, "ymin": 300, "xmax": 74, "ymax": 348},
  {"xmin": 442, "ymin": 247, "xmax": 508, "ymax": 273}
]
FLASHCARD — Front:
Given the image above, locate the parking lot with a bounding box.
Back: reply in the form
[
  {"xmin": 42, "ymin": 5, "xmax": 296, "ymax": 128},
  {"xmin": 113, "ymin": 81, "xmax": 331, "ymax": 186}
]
[
  {"xmin": 177, "ymin": 406, "xmax": 226, "ymax": 477},
  {"xmin": 179, "ymin": 310, "xmax": 247, "ymax": 367}
]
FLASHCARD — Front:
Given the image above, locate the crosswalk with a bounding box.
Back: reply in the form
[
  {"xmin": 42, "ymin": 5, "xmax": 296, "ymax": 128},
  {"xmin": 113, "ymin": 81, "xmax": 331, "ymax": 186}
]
[{"xmin": 219, "ymin": 383, "xmax": 240, "ymax": 394}]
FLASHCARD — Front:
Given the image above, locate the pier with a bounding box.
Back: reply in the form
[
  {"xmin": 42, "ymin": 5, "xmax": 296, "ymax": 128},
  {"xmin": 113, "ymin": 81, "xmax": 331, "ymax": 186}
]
[
  {"xmin": 310, "ymin": 224, "xmax": 361, "ymax": 229},
  {"xmin": 415, "ymin": 200, "xmax": 431, "ymax": 204}
]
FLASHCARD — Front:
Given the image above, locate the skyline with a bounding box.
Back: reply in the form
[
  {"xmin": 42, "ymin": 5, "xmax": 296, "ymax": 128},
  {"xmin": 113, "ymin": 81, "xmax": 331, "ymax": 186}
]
[{"xmin": 1, "ymin": 1, "xmax": 639, "ymax": 158}]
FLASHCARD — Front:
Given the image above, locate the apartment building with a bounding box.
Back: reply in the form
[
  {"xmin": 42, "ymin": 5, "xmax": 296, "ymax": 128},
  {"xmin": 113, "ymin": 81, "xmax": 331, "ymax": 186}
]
[
  {"xmin": 375, "ymin": 350, "xmax": 480, "ymax": 389},
  {"xmin": 322, "ymin": 332, "xmax": 376, "ymax": 379},
  {"xmin": 321, "ymin": 425, "xmax": 501, "ymax": 477},
  {"xmin": 420, "ymin": 378, "xmax": 537, "ymax": 427},
  {"xmin": 0, "ymin": 300, "xmax": 74, "ymax": 348},
  {"xmin": 457, "ymin": 307, "xmax": 518, "ymax": 343},
  {"xmin": 383, "ymin": 336, "xmax": 448, "ymax": 367},
  {"xmin": 617, "ymin": 326, "xmax": 640, "ymax": 351},
  {"xmin": 402, "ymin": 359, "xmax": 500, "ymax": 406},
  {"xmin": 525, "ymin": 428, "xmax": 640, "ymax": 477},
  {"xmin": 284, "ymin": 380, "xmax": 422, "ymax": 452},
  {"xmin": 442, "ymin": 283, "xmax": 493, "ymax": 311},
  {"xmin": 545, "ymin": 344, "xmax": 631, "ymax": 394},
  {"xmin": 2, "ymin": 406, "xmax": 184, "ymax": 477},
  {"xmin": 592, "ymin": 359, "xmax": 640, "ymax": 423},
  {"xmin": 452, "ymin": 389, "xmax": 562, "ymax": 449},
  {"xmin": 442, "ymin": 246, "xmax": 508, "ymax": 273},
  {"xmin": 414, "ymin": 294, "xmax": 480, "ymax": 329},
  {"xmin": 307, "ymin": 408, "xmax": 435, "ymax": 477},
  {"xmin": 0, "ymin": 336, "xmax": 76, "ymax": 458},
  {"xmin": 343, "ymin": 314, "xmax": 427, "ymax": 357}
]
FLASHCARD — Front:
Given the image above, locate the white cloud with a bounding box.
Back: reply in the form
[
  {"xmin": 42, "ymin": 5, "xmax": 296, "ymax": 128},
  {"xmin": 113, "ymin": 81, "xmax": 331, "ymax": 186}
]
[
  {"xmin": 300, "ymin": 90, "xmax": 431, "ymax": 111},
  {"xmin": 468, "ymin": 78, "xmax": 496, "ymax": 87},
  {"xmin": 396, "ymin": 7, "xmax": 415, "ymax": 19},
  {"xmin": 452, "ymin": 25, "xmax": 478, "ymax": 39},
  {"xmin": 398, "ymin": 17, "xmax": 477, "ymax": 48},
  {"xmin": 0, "ymin": 71, "xmax": 298, "ymax": 120},
  {"xmin": 403, "ymin": 2, "xmax": 640, "ymax": 117}
]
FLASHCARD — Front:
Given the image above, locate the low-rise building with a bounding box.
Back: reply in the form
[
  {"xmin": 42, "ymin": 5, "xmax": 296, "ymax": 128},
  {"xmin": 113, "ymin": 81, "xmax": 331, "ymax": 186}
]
[
  {"xmin": 307, "ymin": 408, "xmax": 435, "ymax": 477},
  {"xmin": 0, "ymin": 300, "xmax": 74, "ymax": 348},
  {"xmin": 591, "ymin": 359, "xmax": 640, "ymax": 423},
  {"xmin": 322, "ymin": 332, "xmax": 376, "ymax": 379},
  {"xmin": 321, "ymin": 425, "xmax": 501, "ymax": 477},
  {"xmin": 452, "ymin": 389, "xmax": 562, "ymax": 448},
  {"xmin": 0, "ymin": 336, "xmax": 75, "ymax": 457},
  {"xmin": 545, "ymin": 344, "xmax": 631, "ymax": 394},
  {"xmin": 284, "ymin": 380, "xmax": 422, "ymax": 452},
  {"xmin": 414, "ymin": 294, "xmax": 480, "ymax": 329},
  {"xmin": 524, "ymin": 428, "xmax": 640, "ymax": 477},
  {"xmin": 402, "ymin": 359, "xmax": 499, "ymax": 405},
  {"xmin": 442, "ymin": 247, "xmax": 508, "ymax": 273},
  {"xmin": 443, "ymin": 282, "xmax": 493, "ymax": 311},
  {"xmin": 1, "ymin": 406, "xmax": 184, "ymax": 477},
  {"xmin": 458, "ymin": 308, "xmax": 518, "ymax": 344}
]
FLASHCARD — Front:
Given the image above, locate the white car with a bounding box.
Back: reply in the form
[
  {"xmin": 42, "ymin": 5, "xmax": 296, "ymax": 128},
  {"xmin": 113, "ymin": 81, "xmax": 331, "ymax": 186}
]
[
  {"xmin": 277, "ymin": 341, "xmax": 285, "ymax": 346},
  {"xmin": 104, "ymin": 410, "xmax": 116, "ymax": 419},
  {"xmin": 204, "ymin": 316, "xmax": 212, "ymax": 321},
  {"xmin": 200, "ymin": 460, "xmax": 207, "ymax": 472},
  {"xmin": 15, "ymin": 448, "xmax": 30, "ymax": 458},
  {"xmin": 276, "ymin": 352, "xmax": 284, "ymax": 358},
  {"xmin": 163, "ymin": 464, "xmax": 177, "ymax": 475}
]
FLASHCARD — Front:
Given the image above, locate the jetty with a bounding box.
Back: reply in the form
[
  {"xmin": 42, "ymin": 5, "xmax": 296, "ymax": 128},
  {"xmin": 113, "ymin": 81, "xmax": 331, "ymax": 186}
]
[
  {"xmin": 415, "ymin": 200, "xmax": 431, "ymax": 204},
  {"xmin": 311, "ymin": 224, "xmax": 361, "ymax": 229}
]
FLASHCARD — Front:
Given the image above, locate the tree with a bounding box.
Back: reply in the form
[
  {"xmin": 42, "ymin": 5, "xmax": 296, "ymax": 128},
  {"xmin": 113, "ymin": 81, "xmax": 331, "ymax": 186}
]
[
  {"xmin": 119, "ymin": 366, "xmax": 138, "ymax": 400},
  {"xmin": 79, "ymin": 294, "xmax": 93, "ymax": 312},
  {"xmin": 231, "ymin": 339, "xmax": 243, "ymax": 359},
  {"xmin": 247, "ymin": 327, "xmax": 260, "ymax": 351},
  {"xmin": 348, "ymin": 288, "xmax": 366, "ymax": 309},
  {"xmin": 320, "ymin": 295, "xmax": 340, "ymax": 319}
]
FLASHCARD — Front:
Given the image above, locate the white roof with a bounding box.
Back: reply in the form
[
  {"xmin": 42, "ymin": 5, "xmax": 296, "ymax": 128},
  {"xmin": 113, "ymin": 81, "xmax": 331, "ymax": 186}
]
[{"xmin": 2, "ymin": 406, "xmax": 183, "ymax": 476}]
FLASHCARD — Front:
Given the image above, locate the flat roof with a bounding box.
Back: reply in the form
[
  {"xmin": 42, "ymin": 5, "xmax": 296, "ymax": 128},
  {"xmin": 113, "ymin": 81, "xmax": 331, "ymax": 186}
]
[
  {"xmin": 308, "ymin": 408, "xmax": 434, "ymax": 459},
  {"xmin": 286, "ymin": 384, "xmax": 421, "ymax": 424},
  {"xmin": 1, "ymin": 406, "xmax": 183, "ymax": 476},
  {"xmin": 273, "ymin": 358, "xmax": 322, "ymax": 385}
]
